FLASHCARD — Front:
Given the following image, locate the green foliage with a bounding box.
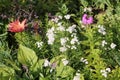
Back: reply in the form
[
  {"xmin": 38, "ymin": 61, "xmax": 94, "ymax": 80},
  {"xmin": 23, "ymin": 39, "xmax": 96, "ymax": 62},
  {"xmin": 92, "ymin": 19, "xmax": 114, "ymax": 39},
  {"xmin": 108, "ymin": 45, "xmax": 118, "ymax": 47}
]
[
  {"xmin": 0, "ymin": 0, "xmax": 120, "ymax": 80},
  {"xmin": 18, "ymin": 44, "xmax": 38, "ymax": 66}
]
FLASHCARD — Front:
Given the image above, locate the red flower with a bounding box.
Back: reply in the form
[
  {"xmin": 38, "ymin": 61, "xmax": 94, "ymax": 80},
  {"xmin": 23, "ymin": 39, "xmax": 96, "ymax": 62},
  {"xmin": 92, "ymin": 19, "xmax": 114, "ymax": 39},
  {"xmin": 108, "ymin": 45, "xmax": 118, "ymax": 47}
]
[{"xmin": 8, "ymin": 19, "xmax": 26, "ymax": 32}]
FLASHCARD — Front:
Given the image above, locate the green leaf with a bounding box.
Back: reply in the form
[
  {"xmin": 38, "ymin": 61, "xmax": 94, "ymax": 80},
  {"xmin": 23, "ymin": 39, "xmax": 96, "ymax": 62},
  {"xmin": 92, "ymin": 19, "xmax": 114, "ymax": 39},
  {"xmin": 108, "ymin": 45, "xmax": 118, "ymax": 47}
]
[
  {"xmin": 30, "ymin": 59, "xmax": 44, "ymax": 73},
  {"xmin": 17, "ymin": 44, "xmax": 38, "ymax": 66},
  {"xmin": 0, "ymin": 64, "xmax": 15, "ymax": 80},
  {"xmin": 56, "ymin": 63, "xmax": 75, "ymax": 78},
  {"xmin": 4, "ymin": 59, "xmax": 20, "ymax": 71}
]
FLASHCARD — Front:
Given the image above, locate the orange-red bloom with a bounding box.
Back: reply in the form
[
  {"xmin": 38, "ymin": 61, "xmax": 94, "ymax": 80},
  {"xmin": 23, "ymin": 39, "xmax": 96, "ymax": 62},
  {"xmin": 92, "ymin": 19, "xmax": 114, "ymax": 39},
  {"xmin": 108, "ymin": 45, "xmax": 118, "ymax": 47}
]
[{"xmin": 8, "ymin": 19, "xmax": 26, "ymax": 32}]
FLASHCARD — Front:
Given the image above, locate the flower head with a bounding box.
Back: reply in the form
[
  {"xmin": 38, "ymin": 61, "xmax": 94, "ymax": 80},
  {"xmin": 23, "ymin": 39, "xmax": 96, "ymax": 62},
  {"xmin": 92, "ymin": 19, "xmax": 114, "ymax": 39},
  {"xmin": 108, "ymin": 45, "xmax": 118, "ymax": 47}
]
[
  {"xmin": 82, "ymin": 14, "xmax": 93, "ymax": 25},
  {"xmin": 110, "ymin": 43, "xmax": 116, "ymax": 49},
  {"xmin": 8, "ymin": 19, "xmax": 26, "ymax": 32},
  {"xmin": 64, "ymin": 14, "xmax": 71, "ymax": 20},
  {"xmin": 98, "ymin": 25, "xmax": 106, "ymax": 35}
]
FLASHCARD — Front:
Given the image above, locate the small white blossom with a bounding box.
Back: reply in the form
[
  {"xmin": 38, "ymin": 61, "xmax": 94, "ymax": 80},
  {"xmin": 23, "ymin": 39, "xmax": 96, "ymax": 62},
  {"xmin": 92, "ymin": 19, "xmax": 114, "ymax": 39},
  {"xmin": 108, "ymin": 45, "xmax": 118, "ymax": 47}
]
[
  {"xmin": 106, "ymin": 68, "xmax": 111, "ymax": 72},
  {"xmin": 60, "ymin": 37, "xmax": 69, "ymax": 46},
  {"xmin": 58, "ymin": 15, "xmax": 62, "ymax": 19},
  {"xmin": 84, "ymin": 7, "xmax": 92, "ymax": 12},
  {"xmin": 70, "ymin": 36, "xmax": 78, "ymax": 45},
  {"xmin": 46, "ymin": 27, "xmax": 55, "ymax": 45},
  {"xmin": 80, "ymin": 57, "xmax": 88, "ymax": 64},
  {"xmin": 71, "ymin": 46, "xmax": 77, "ymax": 50},
  {"xmin": 59, "ymin": 46, "xmax": 67, "ymax": 52},
  {"xmin": 100, "ymin": 68, "xmax": 111, "ymax": 78},
  {"xmin": 57, "ymin": 22, "xmax": 65, "ymax": 31},
  {"xmin": 66, "ymin": 45, "xmax": 70, "ymax": 48},
  {"xmin": 102, "ymin": 40, "xmax": 107, "ymax": 47},
  {"xmin": 71, "ymin": 33, "xmax": 77, "ymax": 37},
  {"xmin": 110, "ymin": 43, "xmax": 116, "ymax": 49},
  {"xmin": 98, "ymin": 25, "xmax": 106, "ymax": 35},
  {"xmin": 102, "ymin": 72, "xmax": 107, "ymax": 78},
  {"xmin": 64, "ymin": 14, "xmax": 71, "ymax": 19},
  {"xmin": 62, "ymin": 59, "xmax": 69, "ymax": 66},
  {"xmin": 36, "ymin": 41, "xmax": 43, "ymax": 49},
  {"xmin": 44, "ymin": 59, "xmax": 51, "ymax": 67},
  {"xmin": 57, "ymin": 26, "xmax": 65, "ymax": 32},
  {"xmin": 73, "ymin": 73, "xmax": 80, "ymax": 80},
  {"xmin": 51, "ymin": 17, "xmax": 59, "ymax": 23},
  {"xmin": 66, "ymin": 24, "xmax": 77, "ymax": 33}
]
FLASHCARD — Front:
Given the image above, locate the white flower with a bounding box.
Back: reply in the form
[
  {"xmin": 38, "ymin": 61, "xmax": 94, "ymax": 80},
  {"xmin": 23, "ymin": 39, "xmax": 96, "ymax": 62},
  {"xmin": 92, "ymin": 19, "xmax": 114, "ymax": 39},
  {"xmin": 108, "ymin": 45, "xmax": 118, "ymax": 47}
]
[
  {"xmin": 102, "ymin": 40, "xmax": 107, "ymax": 47},
  {"xmin": 59, "ymin": 46, "xmax": 67, "ymax": 52},
  {"xmin": 46, "ymin": 27, "xmax": 55, "ymax": 45},
  {"xmin": 73, "ymin": 73, "xmax": 80, "ymax": 80},
  {"xmin": 51, "ymin": 17, "xmax": 59, "ymax": 23},
  {"xmin": 84, "ymin": 7, "xmax": 92, "ymax": 12},
  {"xmin": 57, "ymin": 23, "xmax": 65, "ymax": 31},
  {"xmin": 80, "ymin": 57, "xmax": 88, "ymax": 64},
  {"xmin": 57, "ymin": 26, "xmax": 65, "ymax": 31},
  {"xmin": 36, "ymin": 41, "xmax": 43, "ymax": 49},
  {"xmin": 110, "ymin": 43, "xmax": 116, "ymax": 49},
  {"xmin": 64, "ymin": 14, "xmax": 71, "ymax": 19},
  {"xmin": 62, "ymin": 59, "xmax": 69, "ymax": 66},
  {"xmin": 71, "ymin": 46, "xmax": 77, "ymax": 50},
  {"xmin": 44, "ymin": 59, "xmax": 51, "ymax": 67},
  {"xmin": 106, "ymin": 68, "xmax": 111, "ymax": 72},
  {"xmin": 66, "ymin": 24, "xmax": 77, "ymax": 33},
  {"xmin": 58, "ymin": 15, "xmax": 62, "ymax": 19},
  {"xmin": 70, "ymin": 36, "xmax": 78, "ymax": 45},
  {"xmin": 102, "ymin": 72, "xmax": 107, "ymax": 78},
  {"xmin": 71, "ymin": 33, "xmax": 77, "ymax": 37},
  {"xmin": 100, "ymin": 69, "xmax": 107, "ymax": 77},
  {"xmin": 60, "ymin": 37, "xmax": 69, "ymax": 46},
  {"xmin": 100, "ymin": 68, "xmax": 111, "ymax": 78},
  {"xmin": 98, "ymin": 25, "xmax": 106, "ymax": 35},
  {"xmin": 80, "ymin": 57, "xmax": 84, "ymax": 61}
]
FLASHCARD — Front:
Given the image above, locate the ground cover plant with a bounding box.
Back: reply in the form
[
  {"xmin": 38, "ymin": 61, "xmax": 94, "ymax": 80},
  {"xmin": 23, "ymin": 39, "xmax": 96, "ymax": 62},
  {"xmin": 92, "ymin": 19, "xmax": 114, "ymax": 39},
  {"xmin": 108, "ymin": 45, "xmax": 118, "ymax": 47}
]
[{"xmin": 0, "ymin": 0, "xmax": 120, "ymax": 80}]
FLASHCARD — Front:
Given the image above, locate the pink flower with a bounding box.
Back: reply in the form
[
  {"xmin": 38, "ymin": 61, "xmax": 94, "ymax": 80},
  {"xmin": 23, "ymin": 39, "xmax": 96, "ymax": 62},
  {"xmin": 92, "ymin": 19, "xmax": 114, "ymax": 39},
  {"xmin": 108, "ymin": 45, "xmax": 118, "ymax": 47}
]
[
  {"xmin": 82, "ymin": 14, "xmax": 93, "ymax": 25},
  {"xmin": 8, "ymin": 19, "xmax": 26, "ymax": 32}
]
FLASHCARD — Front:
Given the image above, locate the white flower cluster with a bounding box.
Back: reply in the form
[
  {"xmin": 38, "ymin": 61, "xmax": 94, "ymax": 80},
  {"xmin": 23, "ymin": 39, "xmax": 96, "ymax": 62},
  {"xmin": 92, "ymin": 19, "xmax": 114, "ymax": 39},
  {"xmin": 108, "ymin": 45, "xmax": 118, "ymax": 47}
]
[
  {"xmin": 46, "ymin": 14, "xmax": 80, "ymax": 52},
  {"xmin": 100, "ymin": 68, "xmax": 111, "ymax": 78},
  {"xmin": 59, "ymin": 46, "xmax": 68, "ymax": 52},
  {"xmin": 98, "ymin": 25, "xmax": 106, "ymax": 35},
  {"xmin": 66, "ymin": 24, "xmax": 77, "ymax": 33},
  {"xmin": 71, "ymin": 36, "xmax": 79, "ymax": 45},
  {"xmin": 57, "ymin": 22, "xmax": 65, "ymax": 31},
  {"xmin": 62, "ymin": 58, "xmax": 69, "ymax": 66},
  {"xmin": 80, "ymin": 57, "xmax": 88, "ymax": 64},
  {"xmin": 73, "ymin": 73, "xmax": 80, "ymax": 80},
  {"xmin": 60, "ymin": 37, "xmax": 69, "ymax": 46},
  {"xmin": 102, "ymin": 40, "xmax": 107, "ymax": 47},
  {"xmin": 46, "ymin": 27, "xmax": 55, "ymax": 45},
  {"xmin": 44, "ymin": 59, "xmax": 51, "ymax": 67},
  {"xmin": 51, "ymin": 15, "xmax": 62, "ymax": 23},
  {"xmin": 35, "ymin": 41, "xmax": 43, "ymax": 49}
]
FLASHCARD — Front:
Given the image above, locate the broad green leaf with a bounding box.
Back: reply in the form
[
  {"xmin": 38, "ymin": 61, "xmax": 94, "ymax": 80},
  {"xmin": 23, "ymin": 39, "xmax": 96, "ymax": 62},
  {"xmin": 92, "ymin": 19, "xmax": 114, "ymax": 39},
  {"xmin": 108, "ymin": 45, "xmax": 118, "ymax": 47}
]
[
  {"xmin": 0, "ymin": 64, "xmax": 15, "ymax": 80},
  {"xmin": 18, "ymin": 44, "xmax": 38, "ymax": 66},
  {"xmin": 56, "ymin": 63, "xmax": 75, "ymax": 78},
  {"xmin": 30, "ymin": 59, "xmax": 44, "ymax": 72}
]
